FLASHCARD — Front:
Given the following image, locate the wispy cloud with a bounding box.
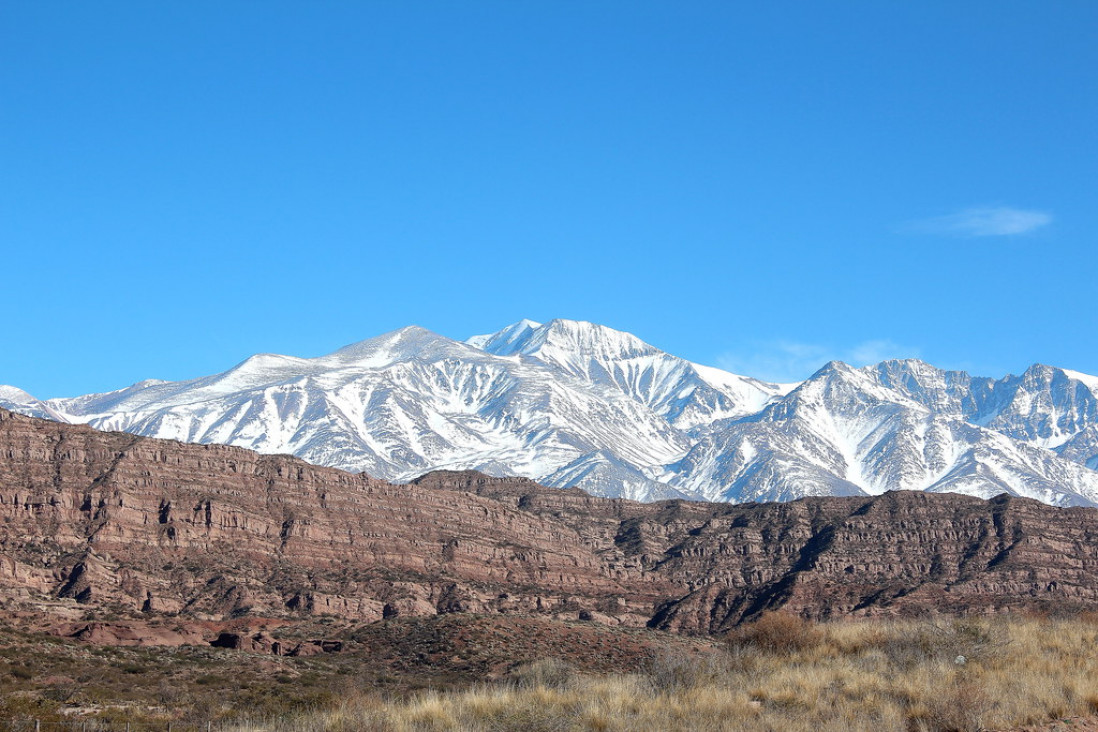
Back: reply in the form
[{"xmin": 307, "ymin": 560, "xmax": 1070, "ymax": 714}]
[
  {"xmin": 908, "ymin": 206, "xmax": 1052, "ymax": 237},
  {"xmin": 716, "ymin": 339, "xmax": 921, "ymax": 383}
]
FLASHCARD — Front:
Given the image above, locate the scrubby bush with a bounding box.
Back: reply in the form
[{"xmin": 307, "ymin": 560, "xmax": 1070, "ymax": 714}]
[
  {"xmin": 865, "ymin": 617, "xmax": 1010, "ymax": 669},
  {"xmin": 645, "ymin": 648, "xmax": 730, "ymax": 692},
  {"xmin": 725, "ymin": 610, "xmax": 824, "ymax": 655},
  {"xmin": 507, "ymin": 658, "xmax": 577, "ymax": 690}
]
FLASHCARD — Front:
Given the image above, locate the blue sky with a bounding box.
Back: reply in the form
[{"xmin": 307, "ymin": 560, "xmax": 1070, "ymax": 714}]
[{"xmin": 2, "ymin": 2, "xmax": 1096, "ymax": 396}]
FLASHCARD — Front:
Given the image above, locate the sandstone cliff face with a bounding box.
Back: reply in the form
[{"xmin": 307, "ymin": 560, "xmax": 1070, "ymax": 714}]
[{"xmin": 2, "ymin": 407, "xmax": 1098, "ymax": 634}]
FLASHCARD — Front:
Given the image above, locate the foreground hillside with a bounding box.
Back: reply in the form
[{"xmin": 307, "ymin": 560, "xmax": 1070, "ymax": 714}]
[
  {"xmin": 3, "ymin": 406, "xmax": 1098, "ymax": 634},
  {"xmin": 5, "ymin": 613, "xmax": 1098, "ymax": 731}
]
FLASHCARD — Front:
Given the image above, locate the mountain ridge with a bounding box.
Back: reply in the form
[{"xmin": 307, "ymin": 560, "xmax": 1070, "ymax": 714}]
[{"xmin": 3, "ymin": 319, "xmax": 1098, "ymax": 506}]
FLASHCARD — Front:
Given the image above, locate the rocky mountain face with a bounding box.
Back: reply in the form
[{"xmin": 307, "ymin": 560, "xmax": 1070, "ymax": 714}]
[
  {"xmin": 3, "ymin": 319, "xmax": 1098, "ymax": 505},
  {"xmin": 672, "ymin": 360, "xmax": 1098, "ymax": 505},
  {"xmin": 4, "ymin": 407, "xmax": 1098, "ymax": 635}
]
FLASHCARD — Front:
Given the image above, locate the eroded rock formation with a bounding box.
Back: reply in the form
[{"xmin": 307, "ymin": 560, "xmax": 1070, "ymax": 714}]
[{"xmin": 3, "ymin": 407, "xmax": 1098, "ymax": 635}]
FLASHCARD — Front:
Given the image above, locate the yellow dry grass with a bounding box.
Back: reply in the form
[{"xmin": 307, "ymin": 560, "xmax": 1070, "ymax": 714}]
[{"xmin": 227, "ymin": 614, "xmax": 1098, "ymax": 732}]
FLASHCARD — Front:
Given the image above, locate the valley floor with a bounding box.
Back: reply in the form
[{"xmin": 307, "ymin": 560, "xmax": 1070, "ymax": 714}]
[{"xmin": 4, "ymin": 612, "xmax": 1098, "ymax": 730}]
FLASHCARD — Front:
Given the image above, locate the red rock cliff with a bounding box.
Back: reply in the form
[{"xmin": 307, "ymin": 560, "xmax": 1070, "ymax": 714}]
[{"xmin": 3, "ymin": 408, "xmax": 1097, "ymax": 634}]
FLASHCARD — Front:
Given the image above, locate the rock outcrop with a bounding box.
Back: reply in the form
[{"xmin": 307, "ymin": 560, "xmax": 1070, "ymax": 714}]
[{"xmin": 3, "ymin": 407, "xmax": 1098, "ymax": 635}]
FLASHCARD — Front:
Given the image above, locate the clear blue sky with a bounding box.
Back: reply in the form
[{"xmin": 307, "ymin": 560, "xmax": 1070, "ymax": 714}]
[{"xmin": 3, "ymin": 2, "xmax": 1096, "ymax": 397}]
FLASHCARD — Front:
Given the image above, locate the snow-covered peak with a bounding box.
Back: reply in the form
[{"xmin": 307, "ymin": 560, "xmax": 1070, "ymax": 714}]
[
  {"xmin": 0, "ymin": 385, "xmax": 38, "ymax": 405},
  {"xmin": 979, "ymin": 363, "xmax": 1098, "ymax": 448},
  {"xmin": 817, "ymin": 360, "xmax": 861, "ymax": 377},
  {"xmin": 766, "ymin": 360, "xmax": 878, "ymax": 416},
  {"xmin": 322, "ymin": 325, "xmax": 483, "ymax": 369},
  {"xmin": 1017, "ymin": 363, "xmax": 1098, "ymax": 391},
  {"xmin": 787, "ymin": 360, "xmax": 876, "ymax": 398},
  {"xmin": 0, "ymin": 385, "xmax": 72, "ymax": 422},
  {"xmin": 864, "ymin": 359, "xmax": 986, "ymax": 413},
  {"xmin": 467, "ymin": 319, "xmax": 541, "ymax": 351},
  {"xmin": 872, "ymin": 358, "xmax": 946, "ymax": 382},
  {"xmin": 475, "ymin": 318, "xmax": 658, "ymax": 363},
  {"xmin": 472, "ymin": 319, "xmax": 790, "ymax": 429}
]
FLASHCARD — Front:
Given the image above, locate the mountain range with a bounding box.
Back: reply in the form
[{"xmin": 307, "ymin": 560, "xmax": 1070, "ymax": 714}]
[{"xmin": 4, "ymin": 319, "xmax": 1098, "ymax": 506}]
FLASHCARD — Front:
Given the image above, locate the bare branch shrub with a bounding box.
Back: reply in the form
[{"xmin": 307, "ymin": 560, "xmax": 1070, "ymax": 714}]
[{"xmin": 645, "ymin": 648, "xmax": 730, "ymax": 692}]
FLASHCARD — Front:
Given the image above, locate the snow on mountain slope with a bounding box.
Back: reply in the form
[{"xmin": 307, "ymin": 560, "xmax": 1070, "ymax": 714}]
[
  {"xmin": 4, "ymin": 319, "xmax": 1098, "ymax": 506},
  {"xmin": 543, "ymin": 450, "xmax": 700, "ymax": 502},
  {"xmin": 979, "ymin": 365, "xmax": 1098, "ymax": 448},
  {"xmin": 0, "ymin": 386, "xmax": 70, "ymax": 422},
  {"xmin": 865, "ymin": 360, "xmax": 1098, "ymax": 460},
  {"xmin": 1056, "ymin": 427, "xmax": 1098, "ymax": 470},
  {"xmin": 667, "ymin": 360, "xmax": 1098, "ymax": 506},
  {"xmin": 19, "ymin": 326, "xmax": 690, "ymax": 499},
  {"xmin": 466, "ymin": 318, "xmax": 541, "ymax": 351},
  {"xmin": 471, "ymin": 319, "xmax": 791, "ymax": 431}
]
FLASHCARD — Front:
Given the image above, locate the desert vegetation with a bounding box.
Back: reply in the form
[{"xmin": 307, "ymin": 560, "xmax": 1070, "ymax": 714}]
[
  {"xmin": 225, "ymin": 613, "xmax": 1098, "ymax": 732},
  {"xmin": 5, "ymin": 613, "xmax": 1098, "ymax": 731}
]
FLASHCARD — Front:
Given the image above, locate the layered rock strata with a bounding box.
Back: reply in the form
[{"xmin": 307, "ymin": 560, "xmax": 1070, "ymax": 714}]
[{"xmin": 2, "ymin": 407, "xmax": 1097, "ymax": 634}]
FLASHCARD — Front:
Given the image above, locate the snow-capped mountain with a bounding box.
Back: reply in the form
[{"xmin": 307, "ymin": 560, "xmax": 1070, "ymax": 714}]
[
  {"xmin": 4, "ymin": 319, "xmax": 1098, "ymax": 506},
  {"xmin": 469, "ymin": 319, "xmax": 790, "ymax": 432},
  {"xmin": 2, "ymin": 323, "xmax": 708, "ymax": 501},
  {"xmin": 666, "ymin": 360, "xmax": 1098, "ymax": 505}
]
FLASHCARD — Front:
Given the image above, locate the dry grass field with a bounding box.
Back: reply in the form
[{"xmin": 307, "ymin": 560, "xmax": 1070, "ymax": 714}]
[
  {"xmin": 4, "ymin": 613, "xmax": 1098, "ymax": 731},
  {"xmin": 224, "ymin": 613, "xmax": 1098, "ymax": 732}
]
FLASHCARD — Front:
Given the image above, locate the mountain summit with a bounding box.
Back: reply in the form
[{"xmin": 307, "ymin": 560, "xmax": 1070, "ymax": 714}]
[{"xmin": 4, "ymin": 319, "xmax": 1098, "ymax": 505}]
